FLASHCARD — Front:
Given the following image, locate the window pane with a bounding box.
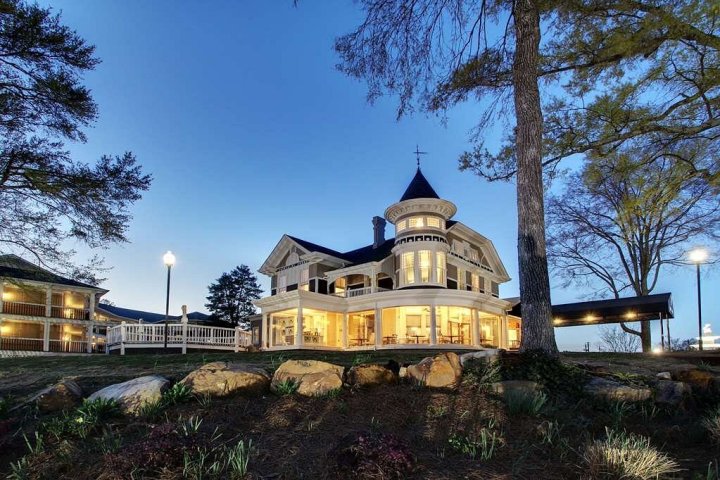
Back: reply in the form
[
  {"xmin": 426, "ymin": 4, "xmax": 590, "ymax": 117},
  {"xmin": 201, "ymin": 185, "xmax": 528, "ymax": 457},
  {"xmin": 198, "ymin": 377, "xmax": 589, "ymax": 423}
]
[
  {"xmin": 427, "ymin": 217, "xmax": 441, "ymax": 228},
  {"xmin": 419, "ymin": 250, "xmax": 431, "ymax": 282},
  {"xmin": 409, "ymin": 216, "xmax": 425, "ymax": 228},
  {"xmin": 436, "ymin": 252, "xmax": 446, "ymax": 283},
  {"xmin": 402, "ymin": 252, "xmax": 415, "ymax": 284}
]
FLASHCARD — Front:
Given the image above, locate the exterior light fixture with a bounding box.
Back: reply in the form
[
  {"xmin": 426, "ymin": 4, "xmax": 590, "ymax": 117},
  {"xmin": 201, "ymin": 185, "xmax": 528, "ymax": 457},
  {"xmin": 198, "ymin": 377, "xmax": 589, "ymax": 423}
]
[
  {"xmin": 625, "ymin": 312, "xmax": 636, "ymax": 320},
  {"xmin": 163, "ymin": 251, "xmax": 176, "ymax": 349},
  {"xmin": 689, "ymin": 247, "xmax": 708, "ymax": 351}
]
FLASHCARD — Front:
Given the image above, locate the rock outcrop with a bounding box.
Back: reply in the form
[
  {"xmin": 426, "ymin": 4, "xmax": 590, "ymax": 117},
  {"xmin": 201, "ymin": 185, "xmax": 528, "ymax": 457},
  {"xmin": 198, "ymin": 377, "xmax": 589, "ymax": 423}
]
[
  {"xmin": 491, "ymin": 380, "xmax": 540, "ymax": 396},
  {"xmin": 31, "ymin": 379, "xmax": 83, "ymax": 412},
  {"xmin": 88, "ymin": 375, "xmax": 169, "ymax": 414},
  {"xmin": 346, "ymin": 364, "xmax": 398, "ymax": 387},
  {"xmin": 654, "ymin": 380, "xmax": 691, "ymax": 406},
  {"xmin": 406, "ymin": 352, "xmax": 462, "ymax": 389},
  {"xmin": 459, "ymin": 350, "xmax": 499, "ymax": 367},
  {"xmin": 583, "ymin": 376, "xmax": 651, "ymax": 402},
  {"xmin": 180, "ymin": 362, "xmax": 270, "ymax": 396},
  {"xmin": 271, "ymin": 360, "xmax": 344, "ymax": 396}
]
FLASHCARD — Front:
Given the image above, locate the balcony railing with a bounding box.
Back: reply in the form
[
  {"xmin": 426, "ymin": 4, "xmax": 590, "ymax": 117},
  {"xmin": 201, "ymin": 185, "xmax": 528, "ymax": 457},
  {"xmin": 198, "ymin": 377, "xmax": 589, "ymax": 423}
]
[
  {"xmin": 0, "ymin": 337, "xmax": 44, "ymax": 351},
  {"xmin": 2, "ymin": 301, "xmax": 89, "ymax": 320},
  {"xmin": 50, "ymin": 306, "xmax": 90, "ymax": 320},
  {"xmin": 2, "ymin": 302, "xmax": 46, "ymax": 317},
  {"xmin": 49, "ymin": 339, "xmax": 88, "ymax": 353},
  {"xmin": 332, "ymin": 287, "xmax": 390, "ymax": 298}
]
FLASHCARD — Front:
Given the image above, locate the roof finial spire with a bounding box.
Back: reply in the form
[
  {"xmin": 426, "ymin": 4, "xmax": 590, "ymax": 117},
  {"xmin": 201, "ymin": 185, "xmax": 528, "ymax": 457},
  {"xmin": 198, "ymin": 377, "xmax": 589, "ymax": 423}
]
[{"xmin": 413, "ymin": 145, "xmax": 427, "ymax": 169}]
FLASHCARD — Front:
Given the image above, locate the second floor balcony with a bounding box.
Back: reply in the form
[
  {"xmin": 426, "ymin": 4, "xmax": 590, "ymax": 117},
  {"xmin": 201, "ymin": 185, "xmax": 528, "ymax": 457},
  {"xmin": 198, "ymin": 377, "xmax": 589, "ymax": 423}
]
[{"xmin": 1, "ymin": 285, "xmax": 94, "ymax": 321}]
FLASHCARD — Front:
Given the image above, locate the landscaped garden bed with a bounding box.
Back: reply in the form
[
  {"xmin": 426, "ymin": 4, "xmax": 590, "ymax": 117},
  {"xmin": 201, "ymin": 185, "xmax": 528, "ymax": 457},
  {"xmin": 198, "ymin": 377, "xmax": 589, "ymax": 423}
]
[{"xmin": 0, "ymin": 350, "xmax": 718, "ymax": 479}]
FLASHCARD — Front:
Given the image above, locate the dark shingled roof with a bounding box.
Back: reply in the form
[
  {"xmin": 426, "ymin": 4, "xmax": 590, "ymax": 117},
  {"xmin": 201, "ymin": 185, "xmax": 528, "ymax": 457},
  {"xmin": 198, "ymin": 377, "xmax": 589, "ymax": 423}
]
[
  {"xmin": 286, "ymin": 236, "xmax": 395, "ymax": 266},
  {"xmin": 288, "ymin": 236, "xmax": 346, "ymax": 259},
  {"xmin": 400, "ymin": 168, "xmax": 440, "ymax": 201},
  {"xmin": 342, "ymin": 238, "xmax": 396, "ymax": 264},
  {"xmin": 0, "ymin": 254, "xmax": 99, "ymax": 289},
  {"xmin": 97, "ymin": 304, "xmax": 212, "ymax": 324}
]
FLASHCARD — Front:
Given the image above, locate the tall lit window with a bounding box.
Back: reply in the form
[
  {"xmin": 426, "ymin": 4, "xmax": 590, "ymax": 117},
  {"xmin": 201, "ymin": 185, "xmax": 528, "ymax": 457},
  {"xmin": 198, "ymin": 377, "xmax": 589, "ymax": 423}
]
[
  {"xmin": 408, "ymin": 217, "xmax": 425, "ymax": 228},
  {"xmin": 402, "ymin": 252, "xmax": 415, "ymax": 284},
  {"xmin": 419, "ymin": 250, "xmax": 431, "ymax": 282},
  {"xmin": 396, "ymin": 219, "xmax": 407, "ymax": 233},
  {"xmin": 436, "ymin": 252, "xmax": 446, "ymax": 283}
]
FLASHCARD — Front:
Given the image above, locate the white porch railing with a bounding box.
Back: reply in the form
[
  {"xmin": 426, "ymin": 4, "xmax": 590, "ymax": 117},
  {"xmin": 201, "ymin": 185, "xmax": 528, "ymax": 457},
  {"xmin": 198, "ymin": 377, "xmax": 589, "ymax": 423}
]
[
  {"xmin": 332, "ymin": 287, "xmax": 390, "ymax": 298},
  {"xmin": 106, "ymin": 323, "xmax": 251, "ymax": 355}
]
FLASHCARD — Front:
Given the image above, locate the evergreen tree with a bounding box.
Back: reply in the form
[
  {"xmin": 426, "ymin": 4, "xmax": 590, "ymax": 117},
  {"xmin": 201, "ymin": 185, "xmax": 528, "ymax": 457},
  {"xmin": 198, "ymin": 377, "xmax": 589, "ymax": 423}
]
[
  {"xmin": 0, "ymin": 0, "xmax": 151, "ymax": 276},
  {"xmin": 205, "ymin": 265, "xmax": 263, "ymax": 329}
]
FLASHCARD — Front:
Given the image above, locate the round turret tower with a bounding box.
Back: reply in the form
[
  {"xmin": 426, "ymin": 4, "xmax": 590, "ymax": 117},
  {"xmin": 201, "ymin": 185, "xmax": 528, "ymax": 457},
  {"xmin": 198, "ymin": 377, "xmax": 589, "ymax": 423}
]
[{"xmin": 384, "ymin": 168, "xmax": 457, "ymax": 289}]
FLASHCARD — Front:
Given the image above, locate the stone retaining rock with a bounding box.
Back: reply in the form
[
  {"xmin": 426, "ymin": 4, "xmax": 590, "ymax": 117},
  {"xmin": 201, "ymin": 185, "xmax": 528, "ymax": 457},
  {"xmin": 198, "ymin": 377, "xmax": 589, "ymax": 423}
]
[
  {"xmin": 346, "ymin": 364, "xmax": 398, "ymax": 387},
  {"xmin": 583, "ymin": 376, "xmax": 651, "ymax": 402},
  {"xmin": 180, "ymin": 362, "xmax": 270, "ymax": 397},
  {"xmin": 88, "ymin": 375, "xmax": 169, "ymax": 414},
  {"xmin": 672, "ymin": 368, "xmax": 715, "ymax": 391},
  {"xmin": 459, "ymin": 350, "xmax": 499, "ymax": 367},
  {"xmin": 654, "ymin": 380, "xmax": 691, "ymax": 406},
  {"xmin": 656, "ymin": 371, "xmax": 672, "ymax": 380},
  {"xmin": 31, "ymin": 379, "xmax": 83, "ymax": 412},
  {"xmin": 271, "ymin": 360, "xmax": 344, "ymax": 396},
  {"xmin": 407, "ymin": 352, "xmax": 462, "ymax": 389}
]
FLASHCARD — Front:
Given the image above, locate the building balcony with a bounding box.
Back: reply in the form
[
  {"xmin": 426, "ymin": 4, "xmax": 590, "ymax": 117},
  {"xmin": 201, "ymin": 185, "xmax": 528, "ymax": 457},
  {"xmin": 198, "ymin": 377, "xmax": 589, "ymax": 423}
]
[
  {"xmin": 331, "ymin": 287, "xmax": 391, "ymax": 298},
  {"xmin": 2, "ymin": 301, "xmax": 90, "ymax": 320}
]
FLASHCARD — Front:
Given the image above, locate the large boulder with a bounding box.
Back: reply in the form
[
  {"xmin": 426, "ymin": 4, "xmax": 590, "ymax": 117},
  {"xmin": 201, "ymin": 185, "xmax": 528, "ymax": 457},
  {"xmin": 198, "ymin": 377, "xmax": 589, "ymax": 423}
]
[
  {"xmin": 407, "ymin": 352, "xmax": 462, "ymax": 389},
  {"xmin": 459, "ymin": 349, "xmax": 499, "ymax": 367},
  {"xmin": 656, "ymin": 372, "xmax": 672, "ymax": 381},
  {"xmin": 654, "ymin": 380, "xmax": 691, "ymax": 406},
  {"xmin": 491, "ymin": 380, "xmax": 540, "ymax": 396},
  {"xmin": 88, "ymin": 375, "xmax": 169, "ymax": 414},
  {"xmin": 346, "ymin": 364, "xmax": 398, "ymax": 388},
  {"xmin": 583, "ymin": 376, "xmax": 651, "ymax": 402},
  {"xmin": 31, "ymin": 379, "xmax": 83, "ymax": 412},
  {"xmin": 271, "ymin": 360, "xmax": 344, "ymax": 396},
  {"xmin": 180, "ymin": 362, "xmax": 270, "ymax": 397}
]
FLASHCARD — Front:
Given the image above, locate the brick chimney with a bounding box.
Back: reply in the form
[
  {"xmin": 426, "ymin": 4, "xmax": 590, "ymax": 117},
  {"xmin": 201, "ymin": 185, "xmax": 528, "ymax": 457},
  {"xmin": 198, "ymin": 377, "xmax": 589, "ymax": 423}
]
[{"xmin": 372, "ymin": 216, "xmax": 386, "ymax": 248}]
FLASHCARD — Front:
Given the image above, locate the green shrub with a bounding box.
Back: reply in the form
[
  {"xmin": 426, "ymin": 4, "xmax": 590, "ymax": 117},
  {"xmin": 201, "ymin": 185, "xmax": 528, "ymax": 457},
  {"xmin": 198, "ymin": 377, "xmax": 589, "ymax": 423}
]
[
  {"xmin": 463, "ymin": 358, "xmax": 501, "ymax": 390},
  {"xmin": 224, "ymin": 439, "xmax": 252, "ymax": 478},
  {"xmin": 448, "ymin": 429, "xmax": 499, "ymax": 461},
  {"xmin": 703, "ymin": 406, "xmax": 720, "ymax": 443},
  {"xmin": 319, "ymin": 387, "xmax": 343, "ymax": 399},
  {"xmin": 163, "ymin": 382, "xmax": 193, "ymax": 406},
  {"xmin": 503, "ymin": 390, "xmax": 547, "ymax": 416},
  {"xmin": 274, "ymin": 379, "xmax": 299, "ymax": 396},
  {"xmin": 42, "ymin": 398, "xmax": 120, "ymax": 440},
  {"xmin": 137, "ymin": 399, "xmax": 166, "ymax": 421},
  {"xmin": 581, "ymin": 428, "xmax": 680, "ymax": 479},
  {"xmin": 352, "ymin": 353, "xmax": 373, "ymax": 366}
]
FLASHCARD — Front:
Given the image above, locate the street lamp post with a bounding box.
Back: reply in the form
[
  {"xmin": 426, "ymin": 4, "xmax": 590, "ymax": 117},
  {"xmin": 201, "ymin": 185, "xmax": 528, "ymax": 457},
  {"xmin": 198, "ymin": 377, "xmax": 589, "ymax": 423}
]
[
  {"xmin": 689, "ymin": 248, "xmax": 708, "ymax": 351},
  {"xmin": 163, "ymin": 250, "xmax": 176, "ymax": 349}
]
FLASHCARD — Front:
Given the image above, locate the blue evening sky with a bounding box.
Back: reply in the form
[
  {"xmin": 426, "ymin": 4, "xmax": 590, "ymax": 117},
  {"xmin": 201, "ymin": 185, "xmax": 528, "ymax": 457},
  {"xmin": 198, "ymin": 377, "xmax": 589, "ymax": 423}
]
[{"xmin": 41, "ymin": 1, "xmax": 717, "ymax": 350}]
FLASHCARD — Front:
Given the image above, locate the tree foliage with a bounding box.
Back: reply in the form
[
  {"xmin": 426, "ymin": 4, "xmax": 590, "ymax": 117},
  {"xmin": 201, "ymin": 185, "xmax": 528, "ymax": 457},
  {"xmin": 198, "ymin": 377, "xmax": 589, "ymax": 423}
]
[
  {"xmin": 547, "ymin": 141, "xmax": 720, "ymax": 350},
  {"xmin": 0, "ymin": 0, "xmax": 151, "ymax": 279},
  {"xmin": 205, "ymin": 265, "xmax": 263, "ymax": 329}
]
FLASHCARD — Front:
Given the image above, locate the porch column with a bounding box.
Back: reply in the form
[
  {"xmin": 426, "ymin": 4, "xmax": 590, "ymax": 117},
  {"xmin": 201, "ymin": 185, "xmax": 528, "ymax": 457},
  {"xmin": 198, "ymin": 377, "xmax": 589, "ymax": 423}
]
[
  {"xmin": 45, "ymin": 286, "xmax": 52, "ymax": 317},
  {"xmin": 370, "ymin": 267, "xmax": 377, "ymax": 293},
  {"xmin": 261, "ymin": 313, "xmax": 268, "ymax": 349},
  {"xmin": 0, "ymin": 282, "xmax": 4, "ymax": 314},
  {"xmin": 429, "ymin": 302, "xmax": 437, "ymax": 345},
  {"xmin": 374, "ymin": 306, "xmax": 382, "ymax": 348},
  {"xmin": 342, "ymin": 313, "xmax": 348, "ymax": 349},
  {"xmin": 88, "ymin": 292, "xmax": 96, "ymax": 321},
  {"xmin": 501, "ymin": 314, "xmax": 509, "ymax": 349},
  {"xmin": 471, "ymin": 309, "xmax": 480, "ymax": 346},
  {"xmin": 295, "ymin": 305, "xmax": 304, "ymax": 347},
  {"xmin": 43, "ymin": 319, "xmax": 50, "ymax": 352},
  {"xmin": 86, "ymin": 322, "xmax": 94, "ymax": 353}
]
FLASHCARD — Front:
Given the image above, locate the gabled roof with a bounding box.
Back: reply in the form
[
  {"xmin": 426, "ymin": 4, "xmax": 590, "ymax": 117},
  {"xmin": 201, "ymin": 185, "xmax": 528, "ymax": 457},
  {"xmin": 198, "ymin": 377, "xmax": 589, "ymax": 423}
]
[
  {"xmin": 0, "ymin": 254, "xmax": 106, "ymax": 291},
  {"xmin": 400, "ymin": 168, "xmax": 440, "ymax": 201},
  {"xmin": 97, "ymin": 304, "xmax": 212, "ymax": 324}
]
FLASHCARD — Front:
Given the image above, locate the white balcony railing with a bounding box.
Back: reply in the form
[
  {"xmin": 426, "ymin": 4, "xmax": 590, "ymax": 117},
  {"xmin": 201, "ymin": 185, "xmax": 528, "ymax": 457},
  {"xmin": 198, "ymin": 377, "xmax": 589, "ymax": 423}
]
[
  {"xmin": 331, "ymin": 287, "xmax": 390, "ymax": 298},
  {"xmin": 107, "ymin": 323, "xmax": 251, "ymax": 355}
]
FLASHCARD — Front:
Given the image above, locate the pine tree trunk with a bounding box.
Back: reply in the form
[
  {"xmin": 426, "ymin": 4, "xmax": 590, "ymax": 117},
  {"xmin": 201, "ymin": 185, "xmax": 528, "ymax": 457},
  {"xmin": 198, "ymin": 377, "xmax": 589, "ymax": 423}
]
[{"xmin": 512, "ymin": 0, "xmax": 558, "ymax": 356}]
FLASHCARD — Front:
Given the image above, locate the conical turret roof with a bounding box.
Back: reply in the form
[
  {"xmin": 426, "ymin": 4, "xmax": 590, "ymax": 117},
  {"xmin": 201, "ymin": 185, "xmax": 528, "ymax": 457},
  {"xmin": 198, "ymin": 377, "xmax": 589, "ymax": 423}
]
[{"xmin": 399, "ymin": 168, "xmax": 439, "ymax": 201}]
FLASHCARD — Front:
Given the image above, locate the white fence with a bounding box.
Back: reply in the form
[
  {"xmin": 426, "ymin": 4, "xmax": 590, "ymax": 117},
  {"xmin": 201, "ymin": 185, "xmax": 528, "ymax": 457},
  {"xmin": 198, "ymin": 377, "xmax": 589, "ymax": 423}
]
[{"xmin": 106, "ymin": 323, "xmax": 251, "ymax": 355}]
